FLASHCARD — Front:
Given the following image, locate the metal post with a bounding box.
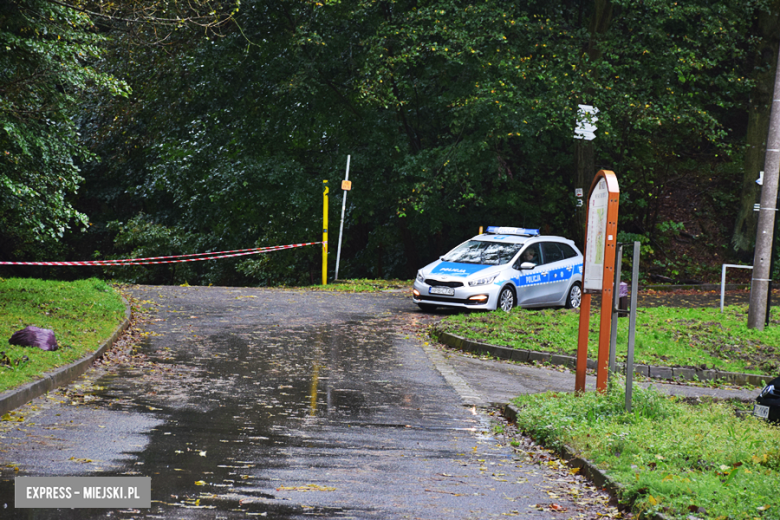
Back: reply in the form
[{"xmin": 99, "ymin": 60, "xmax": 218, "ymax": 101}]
[
  {"xmin": 334, "ymin": 155, "xmax": 351, "ymax": 281},
  {"xmin": 322, "ymin": 180, "xmax": 329, "ymax": 286},
  {"xmin": 625, "ymin": 241, "xmax": 640, "ymax": 412},
  {"xmin": 721, "ymin": 264, "xmax": 754, "ymax": 312},
  {"xmin": 609, "ymin": 244, "xmax": 623, "ymax": 376}
]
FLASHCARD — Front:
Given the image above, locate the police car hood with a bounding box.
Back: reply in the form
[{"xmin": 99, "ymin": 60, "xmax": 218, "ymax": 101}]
[{"xmin": 426, "ymin": 261, "xmax": 502, "ymax": 279}]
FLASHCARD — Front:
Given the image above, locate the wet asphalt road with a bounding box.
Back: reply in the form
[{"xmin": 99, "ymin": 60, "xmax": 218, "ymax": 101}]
[{"xmin": 0, "ymin": 286, "xmax": 613, "ymax": 519}]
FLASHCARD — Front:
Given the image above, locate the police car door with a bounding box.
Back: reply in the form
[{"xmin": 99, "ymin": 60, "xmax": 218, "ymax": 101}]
[
  {"xmin": 511, "ymin": 244, "xmax": 549, "ymax": 305},
  {"xmin": 540, "ymin": 242, "xmax": 571, "ymax": 303}
]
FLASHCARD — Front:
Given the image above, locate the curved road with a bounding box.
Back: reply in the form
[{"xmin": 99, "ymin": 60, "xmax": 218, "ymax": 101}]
[{"xmin": 0, "ymin": 286, "xmax": 624, "ymax": 519}]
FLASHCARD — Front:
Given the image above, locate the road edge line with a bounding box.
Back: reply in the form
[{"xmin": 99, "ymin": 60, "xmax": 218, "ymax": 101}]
[{"xmin": 418, "ymin": 340, "xmax": 487, "ymax": 407}]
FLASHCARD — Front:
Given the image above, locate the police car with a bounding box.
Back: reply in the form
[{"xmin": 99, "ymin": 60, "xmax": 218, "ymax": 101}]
[
  {"xmin": 412, "ymin": 227, "xmax": 583, "ymax": 312},
  {"xmin": 754, "ymin": 377, "xmax": 780, "ymax": 423}
]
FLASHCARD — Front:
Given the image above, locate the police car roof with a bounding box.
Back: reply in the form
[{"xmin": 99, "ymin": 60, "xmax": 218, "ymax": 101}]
[
  {"xmin": 474, "ymin": 234, "xmax": 527, "ymax": 244},
  {"xmin": 485, "ymin": 226, "xmax": 539, "ymax": 236},
  {"xmin": 474, "ymin": 233, "xmax": 574, "ymax": 245}
]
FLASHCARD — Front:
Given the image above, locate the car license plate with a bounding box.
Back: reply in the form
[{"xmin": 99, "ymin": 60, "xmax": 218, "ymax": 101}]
[
  {"xmin": 429, "ymin": 286, "xmax": 455, "ymax": 296},
  {"xmin": 754, "ymin": 404, "xmax": 770, "ymax": 419}
]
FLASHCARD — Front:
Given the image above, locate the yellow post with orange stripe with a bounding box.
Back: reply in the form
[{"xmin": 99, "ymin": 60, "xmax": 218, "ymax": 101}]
[{"xmin": 322, "ymin": 180, "xmax": 329, "ymax": 285}]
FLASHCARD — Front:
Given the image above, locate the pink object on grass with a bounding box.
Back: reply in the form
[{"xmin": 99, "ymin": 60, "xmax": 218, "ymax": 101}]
[{"xmin": 9, "ymin": 326, "xmax": 58, "ymax": 351}]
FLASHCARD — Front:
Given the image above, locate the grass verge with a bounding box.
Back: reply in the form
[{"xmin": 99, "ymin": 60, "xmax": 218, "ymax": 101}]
[
  {"xmin": 308, "ymin": 279, "xmax": 411, "ymax": 293},
  {"xmin": 438, "ymin": 305, "xmax": 780, "ymax": 376},
  {"xmin": 0, "ymin": 277, "xmax": 126, "ymax": 393},
  {"xmin": 510, "ymin": 384, "xmax": 779, "ymax": 519}
]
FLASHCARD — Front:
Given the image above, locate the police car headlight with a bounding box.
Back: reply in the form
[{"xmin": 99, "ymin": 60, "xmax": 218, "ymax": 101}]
[
  {"xmin": 416, "ymin": 270, "xmax": 425, "ymax": 283},
  {"xmin": 761, "ymin": 384, "xmax": 775, "ymax": 398},
  {"xmin": 468, "ymin": 275, "xmax": 497, "ymax": 287}
]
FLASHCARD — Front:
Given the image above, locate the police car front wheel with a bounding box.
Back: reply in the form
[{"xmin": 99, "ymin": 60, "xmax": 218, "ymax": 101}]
[
  {"xmin": 498, "ymin": 287, "xmax": 515, "ymax": 312},
  {"xmin": 565, "ymin": 282, "xmax": 582, "ymax": 309}
]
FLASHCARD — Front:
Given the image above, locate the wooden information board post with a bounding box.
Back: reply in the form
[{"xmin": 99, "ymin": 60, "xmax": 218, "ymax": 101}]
[{"xmin": 575, "ymin": 170, "xmax": 620, "ymax": 393}]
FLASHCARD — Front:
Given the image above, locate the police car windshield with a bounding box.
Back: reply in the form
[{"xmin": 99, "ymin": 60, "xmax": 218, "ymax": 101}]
[{"xmin": 442, "ymin": 240, "xmax": 523, "ymax": 265}]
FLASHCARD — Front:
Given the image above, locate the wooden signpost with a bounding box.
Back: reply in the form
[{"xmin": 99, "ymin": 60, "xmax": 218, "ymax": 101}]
[{"xmin": 575, "ymin": 170, "xmax": 620, "ymax": 393}]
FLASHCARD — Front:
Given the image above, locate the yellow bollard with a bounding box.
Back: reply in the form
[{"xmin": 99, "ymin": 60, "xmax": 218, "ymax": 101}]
[
  {"xmin": 310, "ymin": 363, "xmax": 320, "ymax": 416},
  {"xmin": 322, "ymin": 180, "xmax": 329, "ymax": 285}
]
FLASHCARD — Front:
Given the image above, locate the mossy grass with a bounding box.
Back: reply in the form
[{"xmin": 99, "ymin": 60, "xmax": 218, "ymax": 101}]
[
  {"xmin": 511, "ymin": 383, "xmax": 780, "ymax": 519},
  {"xmin": 0, "ymin": 277, "xmax": 126, "ymax": 393},
  {"xmin": 309, "ymin": 279, "xmax": 412, "ymax": 293},
  {"xmin": 438, "ymin": 305, "xmax": 780, "ymax": 376}
]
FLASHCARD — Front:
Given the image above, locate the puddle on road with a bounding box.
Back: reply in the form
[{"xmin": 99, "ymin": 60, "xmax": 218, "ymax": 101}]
[
  {"xmin": 1, "ymin": 310, "xmax": 484, "ymax": 519},
  {"xmin": 120, "ymin": 317, "xmax": 480, "ymax": 518}
]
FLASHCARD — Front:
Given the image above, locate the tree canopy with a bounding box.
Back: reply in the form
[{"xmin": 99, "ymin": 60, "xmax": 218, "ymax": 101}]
[
  {"xmin": 1, "ymin": 0, "xmax": 774, "ymax": 284},
  {"xmin": 0, "ymin": 0, "xmax": 129, "ymax": 253}
]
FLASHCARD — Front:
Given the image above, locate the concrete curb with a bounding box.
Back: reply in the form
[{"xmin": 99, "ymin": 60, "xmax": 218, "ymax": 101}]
[
  {"xmin": 502, "ymin": 403, "xmax": 670, "ymax": 520},
  {"xmin": 0, "ymin": 297, "xmax": 132, "ymax": 417},
  {"xmin": 433, "ymin": 329, "xmax": 772, "ymax": 388}
]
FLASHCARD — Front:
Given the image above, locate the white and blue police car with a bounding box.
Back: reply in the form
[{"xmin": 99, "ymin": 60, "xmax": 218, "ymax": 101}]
[{"xmin": 412, "ymin": 227, "xmax": 583, "ymax": 312}]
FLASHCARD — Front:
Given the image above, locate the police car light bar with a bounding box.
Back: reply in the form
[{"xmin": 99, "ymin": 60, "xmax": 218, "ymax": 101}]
[{"xmin": 485, "ymin": 226, "xmax": 540, "ymax": 236}]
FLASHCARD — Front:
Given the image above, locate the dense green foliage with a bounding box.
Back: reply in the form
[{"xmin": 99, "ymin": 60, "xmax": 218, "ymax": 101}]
[
  {"xmin": 511, "ymin": 384, "xmax": 780, "ymax": 519},
  {"xmin": 0, "ymin": 0, "xmax": 130, "ymax": 258},
  {"xmin": 1, "ymin": 0, "xmax": 774, "ymax": 285}
]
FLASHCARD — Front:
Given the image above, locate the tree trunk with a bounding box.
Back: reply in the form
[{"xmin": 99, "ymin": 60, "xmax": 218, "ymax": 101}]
[
  {"xmin": 587, "ymin": 0, "xmax": 613, "ymax": 50},
  {"xmin": 574, "ymin": 140, "xmax": 594, "ymax": 249},
  {"xmin": 573, "ymin": 1, "xmax": 613, "ymax": 247},
  {"xmin": 733, "ymin": 108, "xmax": 771, "ymax": 255},
  {"xmin": 732, "ymin": 1, "xmax": 780, "ymax": 257}
]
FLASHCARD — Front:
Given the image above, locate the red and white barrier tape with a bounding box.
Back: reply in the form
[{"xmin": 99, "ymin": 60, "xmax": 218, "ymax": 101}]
[
  {"xmin": 0, "ymin": 242, "xmax": 321, "ymax": 267},
  {"xmin": 96, "ymin": 243, "xmax": 316, "ymax": 264}
]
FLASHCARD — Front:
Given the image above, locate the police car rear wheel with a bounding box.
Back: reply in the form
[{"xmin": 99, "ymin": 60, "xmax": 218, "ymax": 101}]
[
  {"xmin": 498, "ymin": 287, "xmax": 515, "ymax": 312},
  {"xmin": 565, "ymin": 282, "xmax": 582, "ymax": 309}
]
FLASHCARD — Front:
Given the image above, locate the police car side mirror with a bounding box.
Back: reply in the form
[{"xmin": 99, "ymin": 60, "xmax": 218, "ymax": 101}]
[{"xmin": 518, "ymin": 262, "xmax": 537, "ymax": 270}]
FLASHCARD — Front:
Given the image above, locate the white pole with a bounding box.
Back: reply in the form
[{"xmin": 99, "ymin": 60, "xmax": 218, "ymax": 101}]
[
  {"xmin": 334, "ymin": 155, "xmax": 351, "ymax": 280},
  {"xmin": 721, "ymin": 264, "xmax": 754, "ymax": 312}
]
